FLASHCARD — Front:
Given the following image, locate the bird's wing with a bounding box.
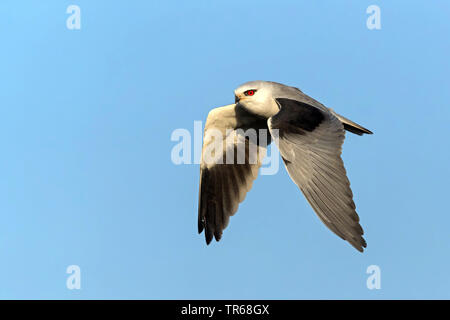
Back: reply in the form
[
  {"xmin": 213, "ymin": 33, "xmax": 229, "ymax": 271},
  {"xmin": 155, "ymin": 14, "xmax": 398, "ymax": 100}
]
[
  {"xmin": 268, "ymin": 98, "xmax": 366, "ymax": 252},
  {"xmin": 198, "ymin": 104, "xmax": 268, "ymax": 244}
]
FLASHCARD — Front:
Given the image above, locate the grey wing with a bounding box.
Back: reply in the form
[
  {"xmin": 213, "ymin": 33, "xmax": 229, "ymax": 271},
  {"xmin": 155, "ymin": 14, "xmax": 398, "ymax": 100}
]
[
  {"xmin": 198, "ymin": 104, "xmax": 266, "ymax": 244},
  {"xmin": 268, "ymin": 98, "xmax": 367, "ymax": 252}
]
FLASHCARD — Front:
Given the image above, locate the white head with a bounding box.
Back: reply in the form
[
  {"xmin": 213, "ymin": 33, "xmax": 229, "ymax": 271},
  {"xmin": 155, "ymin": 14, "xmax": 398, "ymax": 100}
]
[{"xmin": 234, "ymin": 81, "xmax": 302, "ymax": 118}]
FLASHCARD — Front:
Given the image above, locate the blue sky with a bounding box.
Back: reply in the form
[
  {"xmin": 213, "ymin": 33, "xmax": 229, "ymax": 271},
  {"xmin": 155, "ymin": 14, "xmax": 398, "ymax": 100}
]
[{"xmin": 0, "ymin": 1, "xmax": 449, "ymax": 299}]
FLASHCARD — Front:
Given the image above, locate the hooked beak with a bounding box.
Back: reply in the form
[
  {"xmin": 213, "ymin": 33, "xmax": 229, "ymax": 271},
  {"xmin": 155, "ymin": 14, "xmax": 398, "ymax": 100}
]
[{"xmin": 234, "ymin": 95, "xmax": 240, "ymax": 103}]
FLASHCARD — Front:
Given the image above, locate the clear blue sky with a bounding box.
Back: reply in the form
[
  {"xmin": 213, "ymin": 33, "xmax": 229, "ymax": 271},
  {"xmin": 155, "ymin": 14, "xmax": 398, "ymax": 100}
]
[{"xmin": 0, "ymin": 1, "xmax": 449, "ymax": 299}]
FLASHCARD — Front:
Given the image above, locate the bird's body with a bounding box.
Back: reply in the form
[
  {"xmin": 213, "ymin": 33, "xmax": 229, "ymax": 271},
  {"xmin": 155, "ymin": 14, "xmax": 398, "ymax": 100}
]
[{"xmin": 198, "ymin": 81, "xmax": 372, "ymax": 252}]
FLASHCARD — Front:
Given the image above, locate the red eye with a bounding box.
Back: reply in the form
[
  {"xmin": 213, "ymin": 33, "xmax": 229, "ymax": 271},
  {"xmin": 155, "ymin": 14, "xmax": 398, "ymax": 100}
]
[{"xmin": 244, "ymin": 89, "xmax": 256, "ymax": 96}]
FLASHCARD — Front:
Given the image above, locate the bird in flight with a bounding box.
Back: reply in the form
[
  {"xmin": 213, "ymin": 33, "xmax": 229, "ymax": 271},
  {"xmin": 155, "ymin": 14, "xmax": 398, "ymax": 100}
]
[{"xmin": 198, "ymin": 81, "xmax": 372, "ymax": 252}]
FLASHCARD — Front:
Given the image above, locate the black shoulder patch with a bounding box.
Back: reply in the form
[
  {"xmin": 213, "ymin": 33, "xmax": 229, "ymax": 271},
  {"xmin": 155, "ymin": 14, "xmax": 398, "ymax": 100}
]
[
  {"xmin": 234, "ymin": 104, "xmax": 272, "ymax": 147},
  {"xmin": 271, "ymin": 98, "xmax": 324, "ymax": 136}
]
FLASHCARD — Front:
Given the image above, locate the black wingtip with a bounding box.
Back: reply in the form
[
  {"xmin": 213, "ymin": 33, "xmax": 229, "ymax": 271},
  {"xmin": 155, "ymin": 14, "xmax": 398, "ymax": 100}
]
[
  {"xmin": 214, "ymin": 232, "xmax": 222, "ymax": 242},
  {"xmin": 198, "ymin": 220, "xmax": 204, "ymax": 234},
  {"xmin": 343, "ymin": 123, "xmax": 373, "ymax": 136},
  {"xmin": 205, "ymin": 228, "xmax": 213, "ymax": 245},
  {"xmin": 203, "ymin": 228, "xmax": 223, "ymax": 245},
  {"xmin": 354, "ymin": 237, "xmax": 367, "ymax": 253}
]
